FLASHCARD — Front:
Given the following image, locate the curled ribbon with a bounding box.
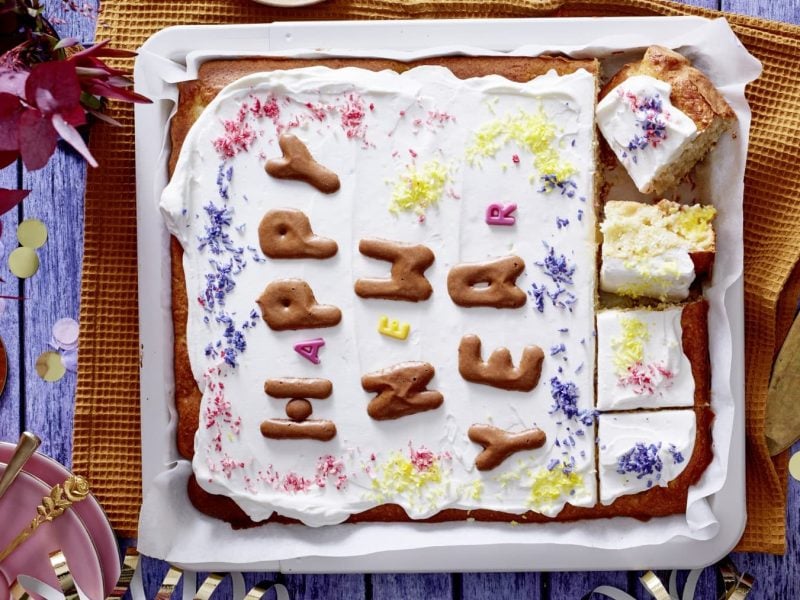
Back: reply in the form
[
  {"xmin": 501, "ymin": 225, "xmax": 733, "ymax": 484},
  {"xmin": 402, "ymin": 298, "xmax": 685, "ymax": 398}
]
[
  {"xmin": 9, "ymin": 547, "xmax": 291, "ymax": 600},
  {"xmin": 587, "ymin": 558, "xmax": 753, "ymax": 600}
]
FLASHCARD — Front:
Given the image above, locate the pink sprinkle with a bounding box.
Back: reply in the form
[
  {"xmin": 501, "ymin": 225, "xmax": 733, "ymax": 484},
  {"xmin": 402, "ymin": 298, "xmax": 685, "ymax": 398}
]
[
  {"xmin": 426, "ymin": 110, "xmax": 454, "ymax": 127},
  {"xmin": 408, "ymin": 148, "xmax": 418, "ymax": 158},
  {"xmin": 512, "ymin": 154, "xmax": 520, "ymax": 164},
  {"xmin": 305, "ymin": 102, "xmax": 328, "ymax": 121},
  {"xmin": 409, "ymin": 445, "xmax": 436, "ymax": 472},
  {"xmin": 219, "ymin": 454, "xmax": 244, "ymax": 479},
  {"xmin": 369, "ymin": 103, "xmax": 375, "ymax": 111},
  {"xmin": 618, "ymin": 362, "xmax": 674, "ymax": 395},
  {"xmin": 213, "ymin": 118, "xmax": 256, "ymax": 158},
  {"xmin": 315, "ymin": 455, "xmax": 348, "ymax": 490},
  {"xmin": 340, "ymin": 93, "xmax": 367, "ymax": 140},
  {"xmin": 283, "ymin": 472, "xmax": 313, "ymax": 493}
]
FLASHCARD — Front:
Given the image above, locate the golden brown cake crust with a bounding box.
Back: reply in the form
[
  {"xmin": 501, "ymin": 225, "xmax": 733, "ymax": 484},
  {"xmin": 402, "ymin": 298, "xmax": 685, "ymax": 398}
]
[
  {"xmin": 600, "ymin": 45, "xmax": 735, "ymax": 132},
  {"xmin": 170, "ymin": 55, "xmax": 713, "ymax": 529}
]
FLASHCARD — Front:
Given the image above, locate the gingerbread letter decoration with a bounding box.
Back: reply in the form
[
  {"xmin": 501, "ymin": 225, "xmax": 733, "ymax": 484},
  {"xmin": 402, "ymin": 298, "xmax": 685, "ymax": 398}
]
[
  {"xmin": 458, "ymin": 334, "xmax": 544, "ymax": 392},
  {"xmin": 354, "ymin": 238, "xmax": 435, "ymax": 302},
  {"xmin": 261, "ymin": 419, "xmax": 337, "ymax": 441},
  {"xmin": 256, "ymin": 279, "xmax": 341, "ymax": 331},
  {"xmin": 264, "ymin": 377, "xmax": 333, "ymax": 399},
  {"xmin": 262, "ymin": 377, "xmax": 336, "ymax": 440},
  {"xmin": 361, "ymin": 361, "xmax": 444, "ymax": 420},
  {"xmin": 265, "ymin": 134, "xmax": 341, "ymax": 194},
  {"xmin": 468, "ymin": 424, "xmax": 546, "ymax": 470},
  {"xmin": 258, "ymin": 209, "xmax": 338, "ymax": 259},
  {"xmin": 447, "ymin": 255, "xmax": 527, "ymax": 308}
]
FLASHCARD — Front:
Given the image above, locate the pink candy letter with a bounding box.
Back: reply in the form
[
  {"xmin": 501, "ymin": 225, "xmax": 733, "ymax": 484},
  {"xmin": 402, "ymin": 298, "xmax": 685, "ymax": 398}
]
[
  {"xmin": 485, "ymin": 203, "xmax": 517, "ymax": 226},
  {"xmin": 294, "ymin": 338, "xmax": 325, "ymax": 364}
]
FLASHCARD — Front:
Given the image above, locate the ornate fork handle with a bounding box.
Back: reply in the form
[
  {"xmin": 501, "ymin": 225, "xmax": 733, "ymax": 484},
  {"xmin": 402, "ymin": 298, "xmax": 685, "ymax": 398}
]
[{"xmin": 0, "ymin": 475, "xmax": 90, "ymax": 563}]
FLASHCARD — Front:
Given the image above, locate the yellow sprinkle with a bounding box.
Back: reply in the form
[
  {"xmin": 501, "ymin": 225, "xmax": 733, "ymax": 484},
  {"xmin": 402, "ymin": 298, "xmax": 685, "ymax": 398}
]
[
  {"xmin": 510, "ymin": 520, "xmax": 519, "ymax": 527},
  {"xmin": 389, "ymin": 160, "xmax": 449, "ymax": 215},
  {"xmin": 668, "ymin": 205, "xmax": 717, "ymax": 246},
  {"xmin": 369, "ymin": 451, "xmax": 442, "ymax": 503},
  {"xmin": 465, "ymin": 108, "xmax": 575, "ymax": 182},
  {"xmin": 611, "ymin": 316, "xmax": 650, "ymax": 375},
  {"xmin": 468, "ymin": 479, "xmax": 484, "ymax": 501},
  {"xmin": 528, "ymin": 467, "xmax": 583, "ymax": 509}
]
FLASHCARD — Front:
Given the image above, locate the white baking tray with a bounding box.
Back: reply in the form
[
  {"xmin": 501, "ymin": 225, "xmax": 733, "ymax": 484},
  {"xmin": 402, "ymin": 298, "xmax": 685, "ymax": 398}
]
[{"xmin": 134, "ymin": 17, "xmax": 755, "ymax": 572}]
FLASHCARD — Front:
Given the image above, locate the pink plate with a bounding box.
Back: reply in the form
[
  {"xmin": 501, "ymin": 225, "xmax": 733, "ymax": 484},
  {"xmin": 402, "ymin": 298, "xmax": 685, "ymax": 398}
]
[{"xmin": 0, "ymin": 443, "xmax": 120, "ymax": 598}]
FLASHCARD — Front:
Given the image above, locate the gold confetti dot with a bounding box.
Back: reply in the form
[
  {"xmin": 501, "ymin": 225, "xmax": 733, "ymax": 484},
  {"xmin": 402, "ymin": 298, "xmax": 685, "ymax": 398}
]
[
  {"xmin": 789, "ymin": 452, "xmax": 800, "ymax": 482},
  {"xmin": 8, "ymin": 247, "xmax": 39, "ymax": 279},
  {"xmin": 17, "ymin": 219, "xmax": 48, "ymax": 249},
  {"xmin": 35, "ymin": 351, "xmax": 66, "ymax": 382}
]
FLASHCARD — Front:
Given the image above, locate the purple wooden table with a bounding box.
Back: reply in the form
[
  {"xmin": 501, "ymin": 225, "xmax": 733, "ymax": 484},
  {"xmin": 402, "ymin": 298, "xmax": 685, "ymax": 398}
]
[{"xmin": 1, "ymin": 1, "xmax": 798, "ymax": 597}]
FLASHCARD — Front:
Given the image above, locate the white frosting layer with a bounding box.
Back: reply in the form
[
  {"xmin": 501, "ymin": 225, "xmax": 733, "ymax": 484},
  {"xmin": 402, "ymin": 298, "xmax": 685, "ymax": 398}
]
[
  {"xmin": 598, "ymin": 410, "xmax": 695, "ymax": 505},
  {"xmin": 596, "ymin": 75, "xmax": 698, "ymax": 193},
  {"xmin": 596, "ymin": 307, "xmax": 695, "ymax": 410},
  {"xmin": 161, "ymin": 65, "xmax": 598, "ymax": 526},
  {"xmin": 600, "ymin": 252, "xmax": 694, "ymax": 302}
]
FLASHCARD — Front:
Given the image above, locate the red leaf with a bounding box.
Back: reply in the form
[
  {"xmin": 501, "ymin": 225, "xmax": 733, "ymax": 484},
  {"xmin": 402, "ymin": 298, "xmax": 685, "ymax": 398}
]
[
  {"xmin": 0, "ymin": 66, "xmax": 29, "ymax": 97},
  {"xmin": 0, "ymin": 92, "xmax": 22, "ymax": 151},
  {"xmin": 71, "ymin": 40, "xmax": 137, "ymax": 60},
  {"xmin": 19, "ymin": 107, "xmax": 57, "ymax": 170},
  {"xmin": 0, "ymin": 150, "xmax": 17, "ymax": 169},
  {"xmin": 25, "ymin": 60, "xmax": 81, "ymax": 116},
  {"xmin": 51, "ymin": 114, "xmax": 97, "ymax": 167},
  {"xmin": 82, "ymin": 79, "xmax": 151, "ymax": 104},
  {"xmin": 0, "ymin": 188, "xmax": 28, "ymax": 217}
]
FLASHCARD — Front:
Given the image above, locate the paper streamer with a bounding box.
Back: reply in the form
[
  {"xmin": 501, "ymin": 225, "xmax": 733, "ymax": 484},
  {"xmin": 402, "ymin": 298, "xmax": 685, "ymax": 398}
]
[
  {"xmin": 587, "ymin": 558, "xmax": 753, "ymax": 600},
  {"xmin": 10, "ymin": 547, "xmax": 292, "ymax": 600},
  {"xmin": 10, "ymin": 550, "xmax": 83, "ymax": 600}
]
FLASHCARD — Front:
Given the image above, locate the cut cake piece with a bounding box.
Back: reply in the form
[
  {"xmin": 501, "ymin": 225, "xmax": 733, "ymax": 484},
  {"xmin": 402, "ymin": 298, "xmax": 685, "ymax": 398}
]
[
  {"xmin": 596, "ymin": 301, "xmax": 710, "ymax": 411},
  {"xmin": 596, "ymin": 45, "xmax": 736, "ymax": 195},
  {"xmin": 597, "ymin": 408, "xmax": 712, "ymax": 506},
  {"xmin": 600, "ymin": 199, "xmax": 716, "ymax": 301}
]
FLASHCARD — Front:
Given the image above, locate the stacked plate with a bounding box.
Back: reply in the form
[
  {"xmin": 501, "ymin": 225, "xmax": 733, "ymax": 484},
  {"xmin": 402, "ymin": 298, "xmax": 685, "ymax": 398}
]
[{"xmin": 0, "ymin": 443, "xmax": 119, "ymax": 598}]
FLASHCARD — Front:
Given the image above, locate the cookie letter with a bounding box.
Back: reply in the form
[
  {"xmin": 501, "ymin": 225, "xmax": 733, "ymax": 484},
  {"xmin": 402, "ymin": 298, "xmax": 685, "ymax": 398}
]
[
  {"xmin": 259, "ymin": 209, "xmax": 337, "ymax": 259},
  {"xmin": 361, "ymin": 362, "xmax": 443, "ymax": 420},
  {"xmin": 260, "ymin": 419, "xmax": 337, "ymax": 441},
  {"xmin": 468, "ymin": 424, "xmax": 546, "ymax": 470},
  {"xmin": 265, "ymin": 134, "xmax": 340, "ymax": 194},
  {"xmin": 447, "ymin": 255, "xmax": 526, "ymax": 308},
  {"xmin": 458, "ymin": 334, "xmax": 544, "ymax": 392},
  {"xmin": 256, "ymin": 280, "xmax": 341, "ymax": 331},
  {"xmin": 264, "ymin": 378, "xmax": 333, "ymax": 399},
  {"xmin": 354, "ymin": 238, "xmax": 435, "ymax": 302}
]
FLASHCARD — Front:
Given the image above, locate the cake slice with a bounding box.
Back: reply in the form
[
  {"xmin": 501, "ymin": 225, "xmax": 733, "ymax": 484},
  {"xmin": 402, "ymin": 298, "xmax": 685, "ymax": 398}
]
[
  {"xmin": 597, "ymin": 408, "xmax": 713, "ymax": 508},
  {"xmin": 600, "ymin": 199, "xmax": 716, "ymax": 301},
  {"xmin": 596, "ymin": 46, "xmax": 736, "ymax": 195},
  {"xmin": 596, "ymin": 301, "xmax": 710, "ymax": 411}
]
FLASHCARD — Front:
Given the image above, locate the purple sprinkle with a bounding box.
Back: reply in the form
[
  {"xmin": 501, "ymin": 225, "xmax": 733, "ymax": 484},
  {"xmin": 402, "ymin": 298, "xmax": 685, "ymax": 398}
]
[
  {"xmin": 536, "ymin": 245, "xmax": 575, "ymax": 286},
  {"xmin": 616, "ymin": 442, "xmax": 663, "ymax": 480},
  {"xmin": 549, "ymin": 376, "xmax": 595, "ymax": 426},
  {"xmin": 547, "ymin": 458, "xmax": 560, "ymax": 471},
  {"xmin": 528, "ymin": 283, "xmax": 546, "ymax": 313},
  {"xmin": 550, "ymin": 343, "xmax": 566, "ymax": 356},
  {"xmin": 668, "ymin": 443, "xmax": 685, "ymax": 464},
  {"xmin": 577, "ymin": 209, "xmax": 583, "ymax": 222},
  {"xmin": 556, "ymin": 217, "xmax": 570, "ymax": 229},
  {"xmin": 558, "ymin": 327, "xmax": 569, "ymax": 333}
]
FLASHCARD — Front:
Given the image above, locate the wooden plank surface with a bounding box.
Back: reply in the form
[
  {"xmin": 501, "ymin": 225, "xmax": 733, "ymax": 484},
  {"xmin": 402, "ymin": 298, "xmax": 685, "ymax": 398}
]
[
  {"xmin": 0, "ymin": 0, "xmax": 795, "ymax": 598},
  {"xmin": 21, "ymin": 148, "xmax": 86, "ymax": 467},
  {"xmin": 0, "ymin": 164, "xmax": 21, "ymax": 444}
]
